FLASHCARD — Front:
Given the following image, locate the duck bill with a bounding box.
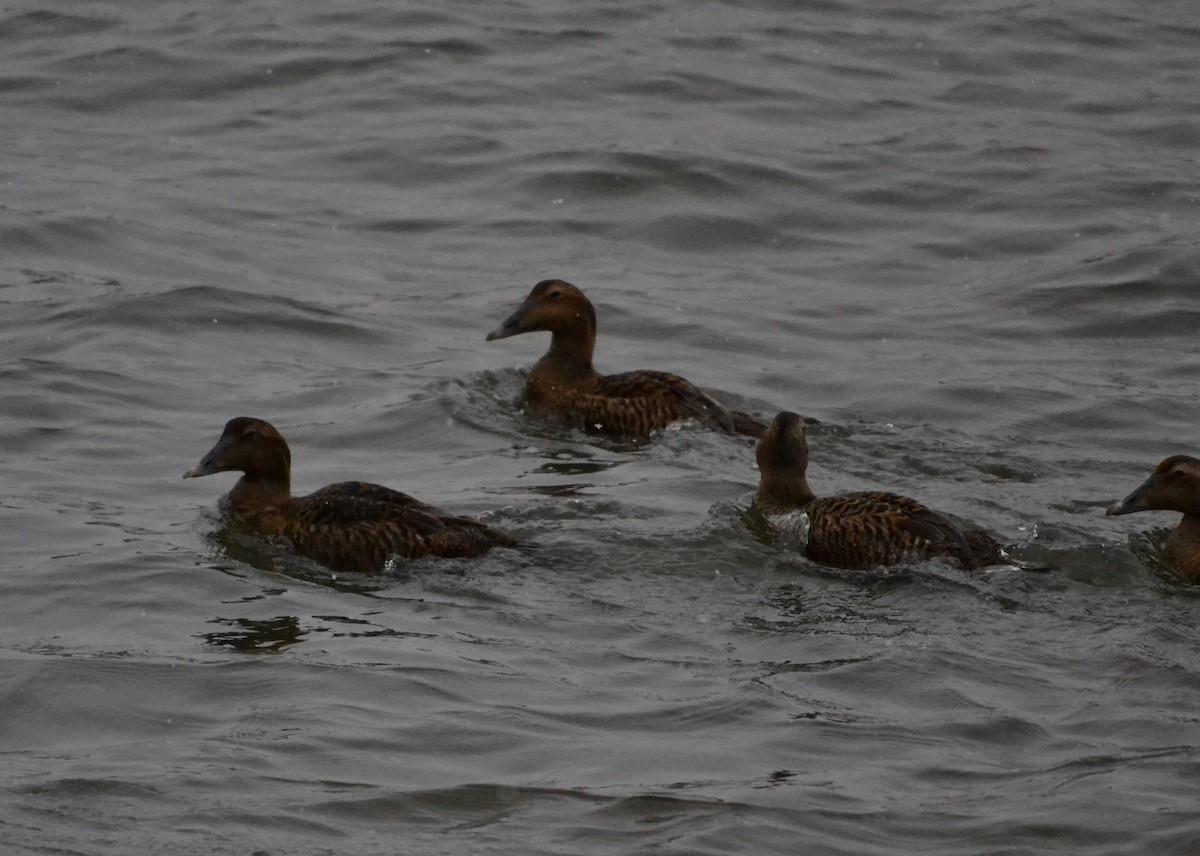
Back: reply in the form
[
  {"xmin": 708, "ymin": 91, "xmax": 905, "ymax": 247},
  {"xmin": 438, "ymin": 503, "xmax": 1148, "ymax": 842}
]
[
  {"xmin": 485, "ymin": 297, "xmax": 535, "ymax": 341},
  {"xmin": 182, "ymin": 435, "xmax": 233, "ymax": 479},
  {"xmin": 1106, "ymin": 477, "xmax": 1156, "ymax": 516}
]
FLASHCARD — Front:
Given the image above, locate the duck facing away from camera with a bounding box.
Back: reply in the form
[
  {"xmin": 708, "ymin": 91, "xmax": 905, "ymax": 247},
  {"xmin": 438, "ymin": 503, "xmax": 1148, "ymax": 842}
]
[
  {"xmin": 183, "ymin": 417, "xmax": 515, "ymax": 572},
  {"xmin": 1107, "ymin": 454, "xmax": 1200, "ymax": 581},
  {"xmin": 486, "ymin": 279, "xmax": 766, "ymax": 438},
  {"xmin": 752, "ymin": 412, "xmax": 1003, "ymax": 570}
]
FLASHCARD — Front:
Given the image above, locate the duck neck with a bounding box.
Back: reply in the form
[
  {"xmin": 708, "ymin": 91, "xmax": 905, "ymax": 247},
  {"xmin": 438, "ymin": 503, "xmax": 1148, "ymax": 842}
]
[
  {"xmin": 756, "ymin": 471, "xmax": 817, "ymax": 515},
  {"xmin": 537, "ymin": 326, "xmax": 598, "ymax": 381},
  {"xmin": 1165, "ymin": 513, "xmax": 1200, "ymax": 581},
  {"xmin": 226, "ymin": 474, "xmax": 292, "ymax": 519},
  {"xmin": 1177, "ymin": 512, "xmax": 1200, "ymax": 530}
]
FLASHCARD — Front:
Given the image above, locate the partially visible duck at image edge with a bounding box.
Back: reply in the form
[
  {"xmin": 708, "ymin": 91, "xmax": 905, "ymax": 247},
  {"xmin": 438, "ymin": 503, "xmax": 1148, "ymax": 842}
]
[
  {"xmin": 183, "ymin": 417, "xmax": 515, "ymax": 572},
  {"xmin": 487, "ymin": 279, "xmax": 766, "ymax": 438},
  {"xmin": 1108, "ymin": 455, "xmax": 1200, "ymax": 581},
  {"xmin": 753, "ymin": 411, "xmax": 1004, "ymax": 570}
]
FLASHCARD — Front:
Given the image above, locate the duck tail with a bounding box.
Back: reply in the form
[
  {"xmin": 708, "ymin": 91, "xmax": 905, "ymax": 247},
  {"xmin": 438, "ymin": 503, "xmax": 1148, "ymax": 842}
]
[
  {"xmin": 730, "ymin": 410, "xmax": 769, "ymax": 438},
  {"xmin": 964, "ymin": 529, "xmax": 1006, "ymax": 569}
]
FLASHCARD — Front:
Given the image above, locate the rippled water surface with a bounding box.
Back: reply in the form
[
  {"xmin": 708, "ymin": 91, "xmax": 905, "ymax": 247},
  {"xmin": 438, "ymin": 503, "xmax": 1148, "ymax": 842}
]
[{"xmin": 4, "ymin": 1, "xmax": 1200, "ymax": 853}]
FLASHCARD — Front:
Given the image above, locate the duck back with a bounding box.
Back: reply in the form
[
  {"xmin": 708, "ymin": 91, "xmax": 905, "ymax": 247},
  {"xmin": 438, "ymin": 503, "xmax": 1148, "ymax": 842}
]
[
  {"xmin": 753, "ymin": 412, "xmax": 1002, "ymax": 571},
  {"xmin": 527, "ymin": 365, "xmax": 737, "ymax": 436},
  {"xmin": 276, "ymin": 482, "xmax": 516, "ymax": 572},
  {"xmin": 797, "ymin": 491, "xmax": 982, "ymax": 570}
]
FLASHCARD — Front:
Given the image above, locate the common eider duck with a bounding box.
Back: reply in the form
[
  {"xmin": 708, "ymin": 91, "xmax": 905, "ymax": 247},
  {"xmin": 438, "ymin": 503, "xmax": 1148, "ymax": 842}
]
[
  {"xmin": 1107, "ymin": 455, "xmax": 1200, "ymax": 581},
  {"xmin": 183, "ymin": 417, "xmax": 515, "ymax": 572},
  {"xmin": 486, "ymin": 279, "xmax": 766, "ymax": 438},
  {"xmin": 753, "ymin": 412, "xmax": 1003, "ymax": 570}
]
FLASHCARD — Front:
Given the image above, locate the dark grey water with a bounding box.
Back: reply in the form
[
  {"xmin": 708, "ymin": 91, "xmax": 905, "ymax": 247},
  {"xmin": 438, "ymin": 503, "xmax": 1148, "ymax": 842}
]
[{"xmin": 4, "ymin": 1, "xmax": 1200, "ymax": 853}]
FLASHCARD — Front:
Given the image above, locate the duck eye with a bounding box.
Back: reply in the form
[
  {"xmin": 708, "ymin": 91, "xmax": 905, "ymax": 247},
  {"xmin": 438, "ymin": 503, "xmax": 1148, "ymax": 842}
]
[{"xmin": 548, "ymin": 290, "xmax": 561, "ymax": 300}]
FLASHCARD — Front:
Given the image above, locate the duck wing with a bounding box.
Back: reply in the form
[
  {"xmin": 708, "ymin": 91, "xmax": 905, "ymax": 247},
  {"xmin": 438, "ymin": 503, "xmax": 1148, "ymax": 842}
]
[
  {"xmin": 302, "ymin": 481, "xmax": 445, "ymax": 523},
  {"xmin": 569, "ymin": 370, "xmax": 736, "ymax": 435},
  {"xmin": 802, "ymin": 491, "xmax": 976, "ymax": 569},
  {"xmin": 281, "ymin": 481, "xmax": 515, "ymax": 570}
]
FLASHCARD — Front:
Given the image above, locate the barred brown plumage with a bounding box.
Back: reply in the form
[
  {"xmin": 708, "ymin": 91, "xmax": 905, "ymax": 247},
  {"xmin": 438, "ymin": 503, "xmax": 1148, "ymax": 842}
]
[
  {"xmin": 753, "ymin": 412, "xmax": 1003, "ymax": 570},
  {"xmin": 184, "ymin": 417, "xmax": 515, "ymax": 572},
  {"xmin": 487, "ymin": 279, "xmax": 767, "ymax": 438}
]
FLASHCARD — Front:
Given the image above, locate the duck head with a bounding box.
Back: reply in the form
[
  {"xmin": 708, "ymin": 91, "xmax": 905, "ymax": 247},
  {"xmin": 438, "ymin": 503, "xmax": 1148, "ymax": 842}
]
[
  {"xmin": 486, "ymin": 279, "xmax": 597, "ymax": 342},
  {"xmin": 1107, "ymin": 455, "xmax": 1200, "ymax": 517},
  {"xmin": 184, "ymin": 417, "xmax": 292, "ymax": 484},
  {"xmin": 757, "ymin": 411, "xmax": 809, "ymax": 474},
  {"xmin": 755, "ymin": 411, "xmax": 816, "ymax": 509}
]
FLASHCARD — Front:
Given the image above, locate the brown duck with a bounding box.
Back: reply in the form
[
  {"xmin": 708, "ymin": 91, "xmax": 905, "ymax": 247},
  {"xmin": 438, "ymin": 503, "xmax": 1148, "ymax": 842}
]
[
  {"xmin": 753, "ymin": 412, "xmax": 1003, "ymax": 570},
  {"xmin": 486, "ymin": 279, "xmax": 766, "ymax": 437},
  {"xmin": 1107, "ymin": 455, "xmax": 1200, "ymax": 581},
  {"xmin": 183, "ymin": 417, "xmax": 515, "ymax": 572}
]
